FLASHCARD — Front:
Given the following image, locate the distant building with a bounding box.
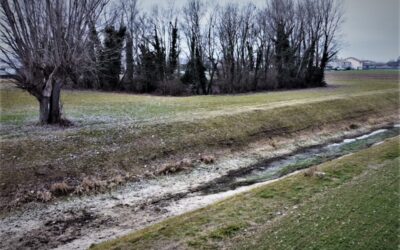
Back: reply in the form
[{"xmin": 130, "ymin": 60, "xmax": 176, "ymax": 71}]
[
  {"xmin": 327, "ymin": 59, "xmax": 351, "ymax": 70},
  {"xmin": 362, "ymin": 60, "xmax": 378, "ymax": 70},
  {"xmin": 0, "ymin": 63, "xmax": 16, "ymax": 78},
  {"xmin": 345, "ymin": 57, "xmax": 363, "ymax": 70}
]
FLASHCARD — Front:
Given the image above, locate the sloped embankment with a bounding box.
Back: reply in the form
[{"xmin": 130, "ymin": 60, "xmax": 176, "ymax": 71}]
[
  {"xmin": 0, "ymin": 90, "xmax": 399, "ymax": 209},
  {"xmin": 92, "ymin": 136, "xmax": 400, "ymax": 250}
]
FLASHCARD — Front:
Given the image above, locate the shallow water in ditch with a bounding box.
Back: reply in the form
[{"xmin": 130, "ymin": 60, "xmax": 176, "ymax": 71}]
[{"xmin": 198, "ymin": 125, "xmax": 400, "ymax": 194}]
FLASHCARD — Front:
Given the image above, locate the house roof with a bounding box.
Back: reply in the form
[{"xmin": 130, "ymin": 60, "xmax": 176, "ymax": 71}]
[
  {"xmin": 0, "ymin": 67, "xmax": 16, "ymax": 75},
  {"xmin": 345, "ymin": 57, "xmax": 363, "ymax": 62},
  {"xmin": 0, "ymin": 69, "xmax": 10, "ymax": 76}
]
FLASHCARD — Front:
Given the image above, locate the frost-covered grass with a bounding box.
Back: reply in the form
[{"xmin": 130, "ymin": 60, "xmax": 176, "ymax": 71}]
[
  {"xmin": 92, "ymin": 137, "xmax": 400, "ymax": 250},
  {"xmin": 0, "ymin": 70, "xmax": 398, "ymax": 127}
]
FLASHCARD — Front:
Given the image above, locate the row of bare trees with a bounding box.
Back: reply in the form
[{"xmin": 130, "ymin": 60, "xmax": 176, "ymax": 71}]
[{"xmin": 0, "ymin": 0, "xmax": 343, "ymax": 124}]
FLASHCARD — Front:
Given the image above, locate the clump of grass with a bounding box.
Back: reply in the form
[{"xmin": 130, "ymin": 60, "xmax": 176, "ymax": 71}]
[
  {"xmin": 112, "ymin": 175, "xmax": 125, "ymax": 185},
  {"xmin": 258, "ymin": 188, "xmax": 278, "ymax": 199},
  {"xmin": 50, "ymin": 182, "xmax": 73, "ymax": 196},
  {"xmin": 81, "ymin": 177, "xmax": 103, "ymax": 191},
  {"xmin": 304, "ymin": 166, "xmax": 326, "ymax": 179},
  {"xmin": 74, "ymin": 176, "xmax": 108, "ymax": 195},
  {"xmin": 36, "ymin": 190, "xmax": 52, "ymax": 202},
  {"xmin": 315, "ymin": 171, "xmax": 327, "ymax": 179},
  {"xmin": 304, "ymin": 166, "xmax": 318, "ymax": 177},
  {"xmin": 200, "ymin": 155, "xmax": 215, "ymax": 164},
  {"xmin": 156, "ymin": 158, "xmax": 194, "ymax": 175},
  {"xmin": 210, "ymin": 223, "xmax": 245, "ymax": 239}
]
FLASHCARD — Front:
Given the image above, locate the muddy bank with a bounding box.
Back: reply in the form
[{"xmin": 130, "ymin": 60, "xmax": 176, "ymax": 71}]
[{"xmin": 0, "ymin": 114, "xmax": 398, "ymax": 250}]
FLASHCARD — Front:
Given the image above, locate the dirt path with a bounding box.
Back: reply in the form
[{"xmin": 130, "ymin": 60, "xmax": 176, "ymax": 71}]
[
  {"xmin": 0, "ymin": 119, "xmax": 397, "ymax": 250},
  {"xmin": 184, "ymin": 89, "xmax": 397, "ymax": 119}
]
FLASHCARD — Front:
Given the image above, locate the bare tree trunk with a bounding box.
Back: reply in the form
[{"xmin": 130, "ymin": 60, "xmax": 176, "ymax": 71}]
[
  {"xmin": 253, "ymin": 46, "xmax": 263, "ymax": 91},
  {"xmin": 39, "ymin": 97, "xmax": 50, "ymax": 125},
  {"xmin": 207, "ymin": 61, "xmax": 217, "ymax": 94},
  {"xmin": 38, "ymin": 79, "xmax": 62, "ymax": 124},
  {"xmin": 49, "ymin": 80, "xmax": 62, "ymax": 124},
  {"xmin": 126, "ymin": 33, "xmax": 134, "ymax": 87}
]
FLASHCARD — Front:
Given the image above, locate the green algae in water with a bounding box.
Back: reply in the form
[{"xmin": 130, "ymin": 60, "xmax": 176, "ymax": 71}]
[{"xmin": 242, "ymin": 126, "xmax": 400, "ymax": 186}]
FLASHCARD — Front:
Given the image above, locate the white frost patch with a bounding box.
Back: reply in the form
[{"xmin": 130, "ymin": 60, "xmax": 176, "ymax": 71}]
[
  {"xmin": 328, "ymin": 128, "xmax": 390, "ymax": 148},
  {"xmin": 342, "ymin": 138, "xmax": 357, "ymax": 144},
  {"xmin": 355, "ymin": 129, "xmax": 387, "ymax": 140},
  {"xmin": 372, "ymin": 141, "xmax": 384, "ymax": 147}
]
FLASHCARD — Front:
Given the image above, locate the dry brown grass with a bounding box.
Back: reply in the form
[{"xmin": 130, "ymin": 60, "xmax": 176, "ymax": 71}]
[
  {"xmin": 304, "ymin": 166, "xmax": 318, "ymax": 177},
  {"xmin": 73, "ymin": 177, "xmax": 108, "ymax": 195},
  {"xmin": 200, "ymin": 155, "xmax": 215, "ymax": 164},
  {"xmin": 304, "ymin": 166, "xmax": 326, "ymax": 179},
  {"xmin": 157, "ymin": 159, "xmax": 194, "ymax": 175},
  {"xmin": 50, "ymin": 182, "xmax": 73, "ymax": 196},
  {"xmin": 314, "ymin": 171, "xmax": 327, "ymax": 179},
  {"xmin": 36, "ymin": 190, "xmax": 52, "ymax": 202}
]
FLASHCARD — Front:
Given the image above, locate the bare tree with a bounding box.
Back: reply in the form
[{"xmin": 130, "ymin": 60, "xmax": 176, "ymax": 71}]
[
  {"xmin": 181, "ymin": 0, "xmax": 207, "ymax": 94},
  {"xmin": 217, "ymin": 3, "xmax": 241, "ymax": 92},
  {"xmin": 317, "ymin": 0, "xmax": 343, "ymax": 84},
  {"xmin": 237, "ymin": 3, "xmax": 257, "ymax": 91},
  {"xmin": 203, "ymin": 4, "xmax": 219, "ymax": 94},
  {"xmin": 253, "ymin": 7, "xmax": 273, "ymax": 89},
  {"xmin": 0, "ymin": 0, "xmax": 107, "ymax": 124},
  {"xmin": 120, "ymin": 0, "xmax": 139, "ymax": 87}
]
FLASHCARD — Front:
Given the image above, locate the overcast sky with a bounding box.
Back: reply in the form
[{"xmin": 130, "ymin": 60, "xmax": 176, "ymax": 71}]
[
  {"xmin": 340, "ymin": 0, "xmax": 399, "ymax": 62},
  {"xmin": 139, "ymin": 0, "xmax": 399, "ymax": 62}
]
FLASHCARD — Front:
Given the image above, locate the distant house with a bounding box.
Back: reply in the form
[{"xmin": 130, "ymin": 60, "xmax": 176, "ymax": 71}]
[
  {"xmin": 0, "ymin": 63, "xmax": 16, "ymax": 79},
  {"xmin": 362, "ymin": 60, "xmax": 378, "ymax": 70},
  {"xmin": 327, "ymin": 59, "xmax": 351, "ymax": 70},
  {"xmin": 345, "ymin": 57, "xmax": 363, "ymax": 70},
  {"xmin": 363, "ymin": 60, "xmax": 397, "ymax": 70}
]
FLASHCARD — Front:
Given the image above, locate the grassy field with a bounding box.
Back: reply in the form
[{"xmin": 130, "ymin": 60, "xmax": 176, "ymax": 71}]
[
  {"xmin": 0, "ymin": 70, "xmax": 399, "ymax": 209},
  {"xmin": 92, "ymin": 136, "xmax": 400, "ymax": 250},
  {"xmin": 1, "ymin": 70, "xmax": 399, "ymax": 127}
]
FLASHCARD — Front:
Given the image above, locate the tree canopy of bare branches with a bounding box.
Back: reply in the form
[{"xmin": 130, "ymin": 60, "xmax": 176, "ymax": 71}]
[{"xmin": 0, "ymin": 0, "xmax": 107, "ymax": 124}]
